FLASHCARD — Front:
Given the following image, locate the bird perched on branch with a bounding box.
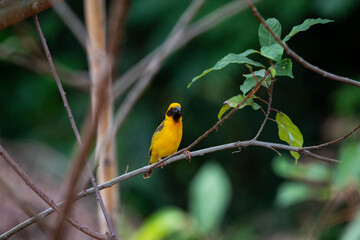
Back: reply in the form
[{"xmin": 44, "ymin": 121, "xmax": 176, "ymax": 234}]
[{"xmin": 144, "ymin": 102, "xmax": 185, "ymax": 179}]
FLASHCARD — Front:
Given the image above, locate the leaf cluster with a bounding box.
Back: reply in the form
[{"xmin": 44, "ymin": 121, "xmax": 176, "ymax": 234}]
[{"xmin": 188, "ymin": 18, "xmax": 333, "ymax": 162}]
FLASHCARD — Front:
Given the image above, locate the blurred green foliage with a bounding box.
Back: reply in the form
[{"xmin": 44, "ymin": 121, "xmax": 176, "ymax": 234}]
[{"xmin": 1, "ymin": 0, "xmax": 360, "ymax": 239}]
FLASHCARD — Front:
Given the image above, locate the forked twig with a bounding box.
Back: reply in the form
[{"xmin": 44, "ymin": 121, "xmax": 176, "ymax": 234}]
[
  {"xmin": 3, "ymin": 128, "xmax": 354, "ymax": 239},
  {"xmin": 245, "ymin": 0, "xmax": 360, "ymax": 88}
]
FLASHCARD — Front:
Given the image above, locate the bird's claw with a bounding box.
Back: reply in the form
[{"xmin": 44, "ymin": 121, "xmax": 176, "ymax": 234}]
[
  {"xmin": 159, "ymin": 158, "xmax": 166, "ymax": 169},
  {"xmin": 184, "ymin": 150, "xmax": 191, "ymax": 163}
]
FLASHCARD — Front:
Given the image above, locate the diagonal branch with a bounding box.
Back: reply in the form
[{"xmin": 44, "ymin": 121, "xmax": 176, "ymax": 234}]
[
  {"xmin": 155, "ymin": 68, "xmax": 272, "ymax": 169},
  {"xmin": 302, "ymin": 123, "xmax": 360, "ymax": 150},
  {"xmin": 33, "ymin": 15, "xmax": 114, "ymax": 240},
  {"xmin": 112, "ymin": 0, "xmax": 261, "ymax": 100},
  {"xmin": 0, "ymin": 144, "xmax": 106, "ymax": 240},
  {"xmin": 0, "ymin": 175, "xmax": 49, "ymax": 236},
  {"xmin": 53, "ymin": 2, "xmax": 87, "ymax": 49},
  {"xmin": 245, "ymin": 0, "xmax": 360, "ymax": 88},
  {"xmin": 107, "ymin": 0, "xmax": 132, "ymax": 69},
  {"xmin": 2, "ymin": 129, "xmax": 350, "ymax": 239},
  {"xmin": 109, "ymin": 0, "xmax": 206, "ymax": 145}
]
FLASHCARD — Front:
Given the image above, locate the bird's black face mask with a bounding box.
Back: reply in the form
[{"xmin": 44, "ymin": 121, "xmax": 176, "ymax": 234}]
[{"xmin": 167, "ymin": 106, "xmax": 182, "ymax": 122}]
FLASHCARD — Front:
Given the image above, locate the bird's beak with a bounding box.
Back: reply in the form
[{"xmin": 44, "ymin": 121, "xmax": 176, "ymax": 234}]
[{"xmin": 173, "ymin": 106, "xmax": 182, "ymax": 116}]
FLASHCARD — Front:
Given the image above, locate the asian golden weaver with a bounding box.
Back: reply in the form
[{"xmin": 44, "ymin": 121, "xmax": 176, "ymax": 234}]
[{"xmin": 144, "ymin": 103, "xmax": 183, "ymax": 178}]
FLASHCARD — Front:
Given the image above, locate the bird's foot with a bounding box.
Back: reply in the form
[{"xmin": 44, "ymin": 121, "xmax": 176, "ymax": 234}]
[
  {"xmin": 159, "ymin": 157, "xmax": 166, "ymax": 169},
  {"xmin": 184, "ymin": 150, "xmax": 191, "ymax": 163}
]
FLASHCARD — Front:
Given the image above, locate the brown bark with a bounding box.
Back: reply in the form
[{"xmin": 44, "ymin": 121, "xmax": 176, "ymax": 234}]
[{"xmin": 0, "ymin": 0, "xmax": 63, "ymax": 30}]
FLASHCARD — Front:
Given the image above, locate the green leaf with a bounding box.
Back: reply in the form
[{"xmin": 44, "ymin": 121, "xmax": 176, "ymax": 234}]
[
  {"xmin": 241, "ymin": 69, "xmax": 271, "ymax": 95},
  {"xmin": 275, "ymin": 182, "xmax": 312, "ymax": 207},
  {"xmin": 240, "ymin": 77, "xmax": 257, "ymax": 95},
  {"xmin": 218, "ymin": 94, "xmax": 260, "ymax": 120},
  {"xmin": 274, "ymin": 58, "xmax": 294, "ymax": 78},
  {"xmin": 275, "ymin": 112, "xmax": 304, "ymax": 163},
  {"xmin": 260, "ymin": 43, "xmax": 283, "ymax": 62},
  {"xmin": 333, "ymin": 142, "xmax": 360, "ymax": 191},
  {"xmin": 283, "ymin": 18, "xmax": 334, "ymax": 43},
  {"xmin": 259, "ymin": 18, "xmax": 282, "ymax": 47},
  {"xmin": 270, "ymin": 67, "xmax": 276, "ymax": 78},
  {"xmin": 217, "ymin": 104, "xmax": 231, "ymax": 120},
  {"xmin": 242, "ymin": 69, "xmax": 267, "ymax": 79},
  {"xmin": 189, "ymin": 162, "xmax": 232, "ymax": 234},
  {"xmin": 188, "ymin": 49, "xmax": 263, "ymax": 88},
  {"xmin": 130, "ymin": 207, "xmax": 189, "ymax": 240}
]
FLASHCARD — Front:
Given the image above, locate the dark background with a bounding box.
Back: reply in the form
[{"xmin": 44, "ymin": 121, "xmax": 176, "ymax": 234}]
[{"xmin": 1, "ymin": 0, "xmax": 360, "ymax": 239}]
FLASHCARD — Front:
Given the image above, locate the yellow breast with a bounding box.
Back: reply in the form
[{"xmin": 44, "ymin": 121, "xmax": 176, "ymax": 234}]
[{"xmin": 149, "ymin": 118, "xmax": 183, "ymax": 163}]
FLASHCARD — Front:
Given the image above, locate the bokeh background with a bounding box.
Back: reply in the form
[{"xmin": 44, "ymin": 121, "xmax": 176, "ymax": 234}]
[{"xmin": 1, "ymin": 0, "xmax": 360, "ymax": 239}]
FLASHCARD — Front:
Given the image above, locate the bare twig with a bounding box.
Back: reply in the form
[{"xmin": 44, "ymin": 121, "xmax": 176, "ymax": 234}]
[
  {"xmin": 33, "ymin": 15, "xmax": 83, "ymax": 145},
  {"xmin": 169, "ymin": 0, "xmax": 207, "ymax": 36},
  {"xmin": 112, "ymin": 0, "xmax": 261, "ymax": 100},
  {"xmin": 33, "ymin": 15, "xmax": 115, "ymax": 240},
  {"xmin": 246, "ymin": 0, "xmax": 360, "ymax": 88},
  {"xmin": 107, "ymin": 0, "xmax": 132, "ymax": 72},
  {"xmin": 0, "ymin": 44, "xmax": 90, "ymax": 91},
  {"xmin": 299, "ymin": 150, "xmax": 338, "ymax": 163},
  {"xmin": 179, "ymin": 0, "xmax": 260, "ymax": 47},
  {"xmin": 1, "ymin": 131, "xmax": 347, "ymax": 239},
  {"xmin": 253, "ymin": 82, "xmax": 274, "ymax": 140},
  {"xmin": 54, "ymin": 2, "xmax": 87, "ymax": 49},
  {"xmin": 110, "ymin": 0, "xmax": 206, "ymax": 139},
  {"xmin": 0, "ymin": 176, "xmax": 49, "ymax": 236},
  {"xmin": 302, "ymin": 123, "xmax": 360, "ymax": 150},
  {"xmin": 0, "ymin": 144, "xmax": 105, "ymax": 240}
]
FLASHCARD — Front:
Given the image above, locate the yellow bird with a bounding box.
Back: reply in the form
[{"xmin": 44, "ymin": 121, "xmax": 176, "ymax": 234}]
[{"xmin": 144, "ymin": 103, "xmax": 183, "ymax": 179}]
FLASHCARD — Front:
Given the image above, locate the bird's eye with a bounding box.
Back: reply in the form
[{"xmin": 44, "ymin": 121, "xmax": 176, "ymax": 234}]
[{"xmin": 167, "ymin": 108, "xmax": 173, "ymax": 116}]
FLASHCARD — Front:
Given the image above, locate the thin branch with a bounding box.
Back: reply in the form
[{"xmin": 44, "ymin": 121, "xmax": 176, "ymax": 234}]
[
  {"xmin": 0, "ymin": 175, "xmax": 49, "ymax": 236},
  {"xmin": 302, "ymin": 123, "xmax": 360, "ymax": 150},
  {"xmin": 252, "ymin": 81, "xmax": 274, "ymax": 140},
  {"xmin": 53, "ymin": 2, "xmax": 87, "ymax": 49},
  {"xmin": 246, "ymin": 0, "xmax": 360, "ymax": 88},
  {"xmin": 1, "ymin": 133, "xmax": 345, "ymax": 239},
  {"xmin": 156, "ymin": 68, "xmax": 272, "ymax": 168},
  {"xmin": 169, "ymin": 0, "xmax": 207, "ymax": 37},
  {"xmin": 179, "ymin": 0, "xmax": 261, "ymax": 47},
  {"xmin": 112, "ymin": 0, "xmax": 206, "ymax": 100},
  {"xmin": 0, "ymin": 144, "xmax": 106, "ymax": 240},
  {"xmin": 110, "ymin": 0, "xmax": 206, "ymax": 136},
  {"xmin": 33, "ymin": 15, "xmax": 114, "ymax": 240},
  {"xmin": 0, "ymin": 44, "xmax": 90, "ymax": 91},
  {"xmin": 112, "ymin": 0, "xmax": 261, "ymax": 100},
  {"xmin": 33, "ymin": 15, "xmax": 83, "ymax": 145},
  {"xmin": 299, "ymin": 150, "xmax": 338, "ymax": 164},
  {"xmin": 107, "ymin": 0, "xmax": 132, "ymax": 71}
]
